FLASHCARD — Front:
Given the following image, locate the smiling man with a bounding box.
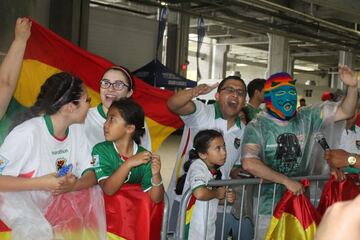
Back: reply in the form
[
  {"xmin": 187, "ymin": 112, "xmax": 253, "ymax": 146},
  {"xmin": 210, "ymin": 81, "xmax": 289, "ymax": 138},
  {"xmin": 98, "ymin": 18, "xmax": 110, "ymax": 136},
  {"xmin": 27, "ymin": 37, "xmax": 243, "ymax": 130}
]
[{"xmin": 241, "ymin": 67, "xmax": 358, "ymax": 239}]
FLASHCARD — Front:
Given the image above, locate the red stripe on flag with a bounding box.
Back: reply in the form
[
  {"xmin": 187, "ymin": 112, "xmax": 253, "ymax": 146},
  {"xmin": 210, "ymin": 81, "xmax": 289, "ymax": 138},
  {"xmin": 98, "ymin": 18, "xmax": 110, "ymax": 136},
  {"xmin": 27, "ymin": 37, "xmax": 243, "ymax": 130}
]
[{"xmin": 24, "ymin": 20, "xmax": 183, "ymax": 129}]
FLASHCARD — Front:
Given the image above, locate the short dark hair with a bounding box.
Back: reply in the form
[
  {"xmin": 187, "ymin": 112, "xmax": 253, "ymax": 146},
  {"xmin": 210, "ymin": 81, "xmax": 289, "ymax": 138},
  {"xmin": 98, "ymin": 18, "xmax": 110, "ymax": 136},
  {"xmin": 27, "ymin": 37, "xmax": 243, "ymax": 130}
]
[
  {"xmin": 299, "ymin": 98, "xmax": 306, "ymax": 102},
  {"xmin": 217, "ymin": 75, "xmax": 246, "ymax": 93},
  {"xmin": 247, "ymin": 78, "xmax": 265, "ymax": 99}
]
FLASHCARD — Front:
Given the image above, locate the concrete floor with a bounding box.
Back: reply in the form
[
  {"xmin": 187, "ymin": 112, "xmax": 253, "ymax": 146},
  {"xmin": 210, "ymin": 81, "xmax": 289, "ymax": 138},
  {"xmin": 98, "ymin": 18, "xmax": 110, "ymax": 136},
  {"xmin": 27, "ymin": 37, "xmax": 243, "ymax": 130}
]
[{"xmin": 155, "ymin": 133, "xmax": 181, "ymax": 190}]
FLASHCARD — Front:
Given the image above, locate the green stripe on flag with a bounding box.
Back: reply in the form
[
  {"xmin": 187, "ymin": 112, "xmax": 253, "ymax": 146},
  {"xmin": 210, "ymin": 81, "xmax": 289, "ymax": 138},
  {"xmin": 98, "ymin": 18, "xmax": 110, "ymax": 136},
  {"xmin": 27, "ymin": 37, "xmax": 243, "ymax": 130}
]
[{"xmin": 0, "ymin": 97, "xmax": 27, "ymax": 144}]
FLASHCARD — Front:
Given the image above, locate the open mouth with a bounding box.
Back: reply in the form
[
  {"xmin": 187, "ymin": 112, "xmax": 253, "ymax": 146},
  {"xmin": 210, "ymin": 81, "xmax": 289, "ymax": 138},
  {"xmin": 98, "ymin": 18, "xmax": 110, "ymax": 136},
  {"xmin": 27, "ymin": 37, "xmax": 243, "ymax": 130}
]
[
  {"xmin": 227, "ymin": 100, "xmax": 238, "ymax": 108},
  {"xmin": 284, "ymin": 103, "xmax": 292, "ymax": 111}
]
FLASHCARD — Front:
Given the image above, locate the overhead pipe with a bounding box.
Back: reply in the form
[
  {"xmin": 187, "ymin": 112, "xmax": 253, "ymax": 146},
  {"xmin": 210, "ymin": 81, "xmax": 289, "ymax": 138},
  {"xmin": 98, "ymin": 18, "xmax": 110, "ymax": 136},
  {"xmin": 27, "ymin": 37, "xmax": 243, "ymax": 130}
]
[
  {"xmin": 192, "ymin": 0, "xmax": 360, "ymax": 51},
  {"xmin": 236, "ymin": 0, "xmax": 360, "ymax": 37},
  {"xmin": 127, "ymin": 0, "xmax": 360, "ymax": 51}
]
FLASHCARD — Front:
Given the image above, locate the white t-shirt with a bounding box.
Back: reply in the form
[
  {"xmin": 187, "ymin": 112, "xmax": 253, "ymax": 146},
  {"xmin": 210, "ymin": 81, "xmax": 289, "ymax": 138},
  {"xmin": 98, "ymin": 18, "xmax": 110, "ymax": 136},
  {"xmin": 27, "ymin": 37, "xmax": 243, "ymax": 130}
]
[
  {"xmin": 181, "ymin": 101, "xmax": 245, "ymax": 179},
  {"xmin": 85, "ymin": 105, "xmax": 152, "ymax": 150},
  {"xmin": 183, "ymin": 159, "xmax": 218, "ymax": 240},
  {"xmin": 0, "ymin": 116, "xmax": 92, "ymax": 207},
  {"xmin": 339, "ymin": 126, "xmax": 360, "ymax": 154}
]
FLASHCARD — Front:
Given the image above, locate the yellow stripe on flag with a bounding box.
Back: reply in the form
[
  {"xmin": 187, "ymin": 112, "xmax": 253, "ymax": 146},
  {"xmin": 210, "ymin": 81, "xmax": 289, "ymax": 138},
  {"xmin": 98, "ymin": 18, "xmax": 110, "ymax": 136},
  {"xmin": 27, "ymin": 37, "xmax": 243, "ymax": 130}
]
[
  {"xmin": 107, "ymin": 232, "xmax": 126, "ymax": 240},
  {"xmin": 0, "ymin": 232, "xmax": 11, "ymax": 240},
  {"xmin": 265, "ymin": 213, "xmax": 317, "ymax": 240},
  {"xmin": 146, "ymin": 117, "xmax": 176, "ymax": 152},
  {"xmin": 185, "ymin": 204, "xmax": 195, "ymax": 225},
  {"xmin": 14, "ymin": 60, "xmax": 100, "ymax": 108}
]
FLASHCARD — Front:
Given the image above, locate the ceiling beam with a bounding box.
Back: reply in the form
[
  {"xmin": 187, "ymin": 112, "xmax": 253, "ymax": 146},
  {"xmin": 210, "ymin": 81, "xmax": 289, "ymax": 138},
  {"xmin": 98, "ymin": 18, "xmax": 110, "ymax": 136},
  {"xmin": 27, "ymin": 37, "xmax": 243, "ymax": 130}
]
[
  {"xmin": 217, "ymin": 36, "xmax": 268, "ymax": 45},
  {"xmin": 292, "ymin": 51, "xmax": 338, "ymax": 57},
  {"xmin": 301, "ymin": 0, "xmax": 360, "ymax": 21}
]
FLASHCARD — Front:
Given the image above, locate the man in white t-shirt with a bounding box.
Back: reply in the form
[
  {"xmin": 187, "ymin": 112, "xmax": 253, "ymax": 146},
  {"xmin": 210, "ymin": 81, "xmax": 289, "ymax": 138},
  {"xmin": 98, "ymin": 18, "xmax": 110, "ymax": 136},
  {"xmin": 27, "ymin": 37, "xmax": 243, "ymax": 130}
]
[
  {"xmin": 167, "ymin": 76, "xmax": 247, "ymax": 236},
  {"xmin": 85, "ymin": 66, "xmax": 151, "ymax": 150}
]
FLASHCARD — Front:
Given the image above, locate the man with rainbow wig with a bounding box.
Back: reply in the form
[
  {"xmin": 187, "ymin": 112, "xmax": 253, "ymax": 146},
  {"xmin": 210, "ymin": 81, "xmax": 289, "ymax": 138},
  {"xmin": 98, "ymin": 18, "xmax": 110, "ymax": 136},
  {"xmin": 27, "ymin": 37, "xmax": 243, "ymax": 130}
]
[{"xmin": 240, "ymin": 65, "xmax": 358, "ymax": 239}]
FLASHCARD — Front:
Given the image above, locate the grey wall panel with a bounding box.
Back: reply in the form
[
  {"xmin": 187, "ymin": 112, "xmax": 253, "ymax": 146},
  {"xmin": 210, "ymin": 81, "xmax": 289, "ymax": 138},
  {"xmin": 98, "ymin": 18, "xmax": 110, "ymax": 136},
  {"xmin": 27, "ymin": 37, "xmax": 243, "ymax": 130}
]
[{"xmin": 88, "ymin": 6, "xmax": 158, "ymax": 71}]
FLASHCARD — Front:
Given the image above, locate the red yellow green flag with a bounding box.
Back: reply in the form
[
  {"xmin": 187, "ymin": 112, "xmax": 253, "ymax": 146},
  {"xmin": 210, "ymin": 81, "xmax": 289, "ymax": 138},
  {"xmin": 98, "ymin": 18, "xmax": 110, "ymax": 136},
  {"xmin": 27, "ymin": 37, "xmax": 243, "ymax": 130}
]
[
  {"xmin": 265, "ymin": 179, "xmax": 321, "ymax": 240},
  {"xmin": 5, "ymin": 19, "xmax": 183, "ymax": 151}
]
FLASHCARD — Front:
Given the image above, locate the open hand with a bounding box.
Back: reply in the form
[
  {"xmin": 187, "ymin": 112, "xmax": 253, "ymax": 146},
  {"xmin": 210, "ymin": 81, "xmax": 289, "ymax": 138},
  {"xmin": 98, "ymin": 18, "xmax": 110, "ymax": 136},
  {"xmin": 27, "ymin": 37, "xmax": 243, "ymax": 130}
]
[
  {"xmin": 191, "ymin": 83, "xmax": 219, "ymax": 98},
  {"xmin": 339, "ymin": 65, "xmax": 358, "ymax": 88}
]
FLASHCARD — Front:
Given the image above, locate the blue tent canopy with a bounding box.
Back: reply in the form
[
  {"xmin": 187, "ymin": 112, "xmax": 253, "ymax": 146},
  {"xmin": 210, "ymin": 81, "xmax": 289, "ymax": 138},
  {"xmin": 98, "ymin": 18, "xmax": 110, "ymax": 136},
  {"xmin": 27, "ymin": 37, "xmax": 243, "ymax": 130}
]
[{"xmin": 133, "ymin": 59, "xmax": 197, "ymax": 88}]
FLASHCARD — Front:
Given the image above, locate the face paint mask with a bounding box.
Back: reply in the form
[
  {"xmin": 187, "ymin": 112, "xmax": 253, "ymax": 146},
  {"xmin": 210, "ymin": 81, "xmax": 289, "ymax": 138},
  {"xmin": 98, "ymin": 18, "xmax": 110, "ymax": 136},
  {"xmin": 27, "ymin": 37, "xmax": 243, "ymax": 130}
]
[
  {"xmin": 264, "ymin": 72, "xmax": 297, "ymax": 121},
  {"xmin": 269, "ymin": 85, "xmax": 297, "ymax": 120}
]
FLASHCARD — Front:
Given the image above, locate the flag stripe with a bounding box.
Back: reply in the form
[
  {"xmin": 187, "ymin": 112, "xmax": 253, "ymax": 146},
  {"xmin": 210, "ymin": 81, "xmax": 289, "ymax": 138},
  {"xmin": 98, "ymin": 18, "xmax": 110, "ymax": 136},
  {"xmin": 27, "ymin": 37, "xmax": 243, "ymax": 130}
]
[{"xmin": 24, "ymin": 20, "xmax": 182, "ymax": 129}]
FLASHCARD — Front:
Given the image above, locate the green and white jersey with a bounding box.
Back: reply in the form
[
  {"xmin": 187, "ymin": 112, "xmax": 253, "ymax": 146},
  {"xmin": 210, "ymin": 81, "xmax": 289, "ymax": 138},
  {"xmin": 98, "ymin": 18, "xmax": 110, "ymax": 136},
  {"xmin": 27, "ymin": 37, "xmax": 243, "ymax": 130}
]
[
  {"xmin": 92, "ymin": 141, "xmax": 152, "ymax": 192},
  {"xmin": 181, "ymin": 101, "xmax": 245, "ymax": 179},
  {"xmin": 241, "ymin": 103, "xmax": 337, "ymax": 214},
  {"xmin": 85, "ymin": 104, "xmax": 152, "ymax": 150},
  {"xmin": 243, "ymin": 104, "xmax": 262, "ymax": 123}
]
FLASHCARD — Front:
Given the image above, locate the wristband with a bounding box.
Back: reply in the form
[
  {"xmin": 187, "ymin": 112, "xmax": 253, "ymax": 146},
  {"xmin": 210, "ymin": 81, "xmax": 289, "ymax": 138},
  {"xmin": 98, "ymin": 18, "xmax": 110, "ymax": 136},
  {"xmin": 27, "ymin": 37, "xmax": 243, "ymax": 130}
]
[{"xmin": 151, "ymin": 177, "xmax": 163, "ymax": 187}]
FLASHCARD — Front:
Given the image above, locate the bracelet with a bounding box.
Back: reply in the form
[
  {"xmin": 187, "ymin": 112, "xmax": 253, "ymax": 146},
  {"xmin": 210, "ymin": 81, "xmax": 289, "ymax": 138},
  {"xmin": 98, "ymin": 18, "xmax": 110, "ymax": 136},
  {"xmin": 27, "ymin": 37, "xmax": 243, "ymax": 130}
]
[{"xmin": 151, "ymin": 177, "xmax": 163, "ymax": 187}]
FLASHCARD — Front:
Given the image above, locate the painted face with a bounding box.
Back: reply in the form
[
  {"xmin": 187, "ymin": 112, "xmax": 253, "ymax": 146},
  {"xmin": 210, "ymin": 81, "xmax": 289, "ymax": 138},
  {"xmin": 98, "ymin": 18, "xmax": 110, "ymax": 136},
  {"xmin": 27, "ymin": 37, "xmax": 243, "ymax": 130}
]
[
  {"xmin": 100, "ymin": 69, "xmax": 133, "ymax": 111},
  {"xmin": 215, "ymin": 79, "xmax": 246, "ymax": 119},
  {"xmin": 270, "ymin": 85, "xmax": 297, "ymax": 119},
  {"xmin": 103, "ymin": 107, "xmax": 129, "ymax": 142},
  {"xmin": 201, "ymin": 137, "xmax": 227, "ymax": 168}
]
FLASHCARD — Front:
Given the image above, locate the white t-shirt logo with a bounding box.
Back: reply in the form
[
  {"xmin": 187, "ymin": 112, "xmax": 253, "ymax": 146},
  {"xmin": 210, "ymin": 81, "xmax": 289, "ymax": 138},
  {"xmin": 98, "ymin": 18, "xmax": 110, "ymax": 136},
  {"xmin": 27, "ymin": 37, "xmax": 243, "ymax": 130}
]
[
  {"xmin": 0, "ymin": 159, "xmax": 9, "ymax": 174},
  {"xmin": 56, "ymin": 158, "xmax": 67, "ymax": 171}
]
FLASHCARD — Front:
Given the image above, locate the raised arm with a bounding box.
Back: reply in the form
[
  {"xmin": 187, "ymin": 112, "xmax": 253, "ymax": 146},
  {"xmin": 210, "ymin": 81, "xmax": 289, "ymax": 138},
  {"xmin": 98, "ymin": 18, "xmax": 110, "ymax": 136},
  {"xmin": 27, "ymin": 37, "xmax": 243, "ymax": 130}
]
[
  {"xmin": 335, "ymin": 65, "xmax": 359, "ymax": 122},
  {"xmin": 167, "ymin": 83, "xmax": 218, "ymax": 115},
  {"xmin": 0, "ymin": 18, "xmax": 31, "ymax": 119}
]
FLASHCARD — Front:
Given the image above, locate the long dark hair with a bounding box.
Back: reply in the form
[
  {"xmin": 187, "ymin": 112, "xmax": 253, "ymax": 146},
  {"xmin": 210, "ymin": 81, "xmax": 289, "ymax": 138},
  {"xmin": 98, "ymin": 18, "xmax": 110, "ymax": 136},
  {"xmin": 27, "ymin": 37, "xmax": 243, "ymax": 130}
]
[
  {"xmin": 11, "ymin": 72, "xmax": 84, "ymax": 130},
  {"xmin": 109, "ymin": 98, "xmax": 145, "ymax": 145},
  {"xmin": 175, "ymin": 129, "xmax": 223, "ymax": 195}
]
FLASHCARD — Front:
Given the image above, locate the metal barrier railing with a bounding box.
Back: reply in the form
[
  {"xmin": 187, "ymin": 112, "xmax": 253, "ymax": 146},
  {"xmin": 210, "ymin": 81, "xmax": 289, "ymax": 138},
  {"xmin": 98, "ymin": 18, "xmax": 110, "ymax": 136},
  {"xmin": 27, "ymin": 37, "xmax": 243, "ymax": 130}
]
[
  {"xmin": 161, "ymin": 192, "xmax": 170, "ymax": 240},
  {"xmin": 176, "ymin": 175, "xmax": 330, "ymax": 240}
]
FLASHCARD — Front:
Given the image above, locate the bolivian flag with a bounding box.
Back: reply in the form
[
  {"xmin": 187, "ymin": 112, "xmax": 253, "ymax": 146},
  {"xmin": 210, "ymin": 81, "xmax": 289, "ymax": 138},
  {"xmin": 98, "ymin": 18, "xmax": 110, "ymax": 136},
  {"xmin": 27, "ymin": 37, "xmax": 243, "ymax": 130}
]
[
  {"xmin": 0, "ymin": 19, "xmax": 183, "ymax": 151},
  {"xmin": 265, "ymin": 179, "xmax": 321, "ymax": 240}
]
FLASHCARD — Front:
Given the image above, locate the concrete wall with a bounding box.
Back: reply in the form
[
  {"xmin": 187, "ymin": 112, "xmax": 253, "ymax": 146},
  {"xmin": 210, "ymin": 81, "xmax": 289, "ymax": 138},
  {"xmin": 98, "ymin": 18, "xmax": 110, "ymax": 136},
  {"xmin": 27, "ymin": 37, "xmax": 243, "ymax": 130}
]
[{"xmin": 87, "ymin": 6, "xmax": 158, "ymax": 71}]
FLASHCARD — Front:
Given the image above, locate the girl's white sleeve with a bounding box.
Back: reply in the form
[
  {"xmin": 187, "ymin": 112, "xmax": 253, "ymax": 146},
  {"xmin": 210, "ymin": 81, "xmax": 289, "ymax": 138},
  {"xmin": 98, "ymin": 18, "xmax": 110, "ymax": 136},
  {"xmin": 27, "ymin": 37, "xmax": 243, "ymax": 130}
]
[
  {"xmin": 188, "ymin": 162, "xmax": 208, "ymax": 191},
  {"xmin": 0, "ymin": 124, "xmax": 34, "ymax": 176}
]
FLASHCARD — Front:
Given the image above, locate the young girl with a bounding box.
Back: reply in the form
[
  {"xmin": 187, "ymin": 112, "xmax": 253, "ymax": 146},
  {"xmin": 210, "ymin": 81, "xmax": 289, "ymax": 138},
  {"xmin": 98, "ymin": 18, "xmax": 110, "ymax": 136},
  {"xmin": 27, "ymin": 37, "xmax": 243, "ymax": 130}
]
[
  {"xmin": 84, "ymin": 66, "xmax": 151, "ymax": 150},
  {"xmin": 91, "ymin": 98, "xmax": 164, "ymax": 203},
  {"xmin": 182, "ymin": 129, "xmax": 235, "ymax": 240},
  {"xmin": 0, "ymin": 72, "xmax": 104, "ymax": 239}
]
